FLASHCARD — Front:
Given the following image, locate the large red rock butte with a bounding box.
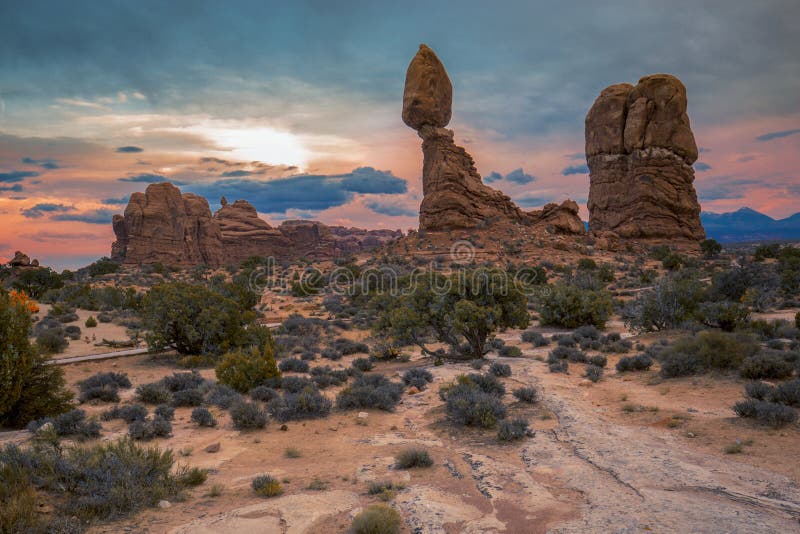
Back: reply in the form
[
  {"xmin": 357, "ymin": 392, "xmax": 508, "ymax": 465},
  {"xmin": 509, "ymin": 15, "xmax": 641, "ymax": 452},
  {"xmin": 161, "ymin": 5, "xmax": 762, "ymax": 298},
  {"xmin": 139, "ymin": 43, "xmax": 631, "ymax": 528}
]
[
  {"xmin": 585, "ymin": 74, "xmax": 705, "ymax": 241},
  {"xmin": 402, "ymin": 44, "xmax": 584, "ymax": 235},
  {"xmin": 111, "ymin": 182, "xmax": 401, "ymax": 266}
]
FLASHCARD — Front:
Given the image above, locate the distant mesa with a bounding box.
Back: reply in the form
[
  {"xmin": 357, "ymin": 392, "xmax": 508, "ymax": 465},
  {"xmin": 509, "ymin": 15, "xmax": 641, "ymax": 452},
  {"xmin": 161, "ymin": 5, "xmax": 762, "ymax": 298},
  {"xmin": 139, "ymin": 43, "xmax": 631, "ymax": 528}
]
[
  {"xmin": 585, "ymin": 74, "xmax": 705, "ymax": 243},
  {"xmin": 111, "ymin": 182, "xmax": 401, "ymax": 266},
  {"xmin": 402, "ymin": 44, "xmax": 584, "ymax": 235}
]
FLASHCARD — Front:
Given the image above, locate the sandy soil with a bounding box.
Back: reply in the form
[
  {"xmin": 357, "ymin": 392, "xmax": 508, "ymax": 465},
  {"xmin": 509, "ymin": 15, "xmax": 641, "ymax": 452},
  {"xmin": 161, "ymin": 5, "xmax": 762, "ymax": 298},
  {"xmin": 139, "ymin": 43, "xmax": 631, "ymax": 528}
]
[
  {"xmin": 4, "ymin": 323, "xmax": 794, "ymax": 534},
  {"xmin": 34, "ymin": 304, "xmax": 137, "ymax": 359}
]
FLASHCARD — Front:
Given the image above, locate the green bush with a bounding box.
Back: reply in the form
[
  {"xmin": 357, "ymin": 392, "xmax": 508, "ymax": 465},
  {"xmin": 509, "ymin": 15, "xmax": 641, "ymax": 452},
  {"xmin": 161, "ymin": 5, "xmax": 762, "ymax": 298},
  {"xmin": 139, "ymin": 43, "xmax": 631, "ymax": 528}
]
[
  {"xmin": 135, "ymin": 383, "xmax": 172, "ymax": 404},
  {"xmin": 351, "ymin": 504, "xmax": 402, "ymax": 534},
  {"xmin": 252, "ymin": 474, "xmax": 282, "ymax": 497},
  {"xmin": 538, "ymin": 284, "xmax": 613, "ymax": 329},
  {"xmin": 36, "ymin": 328, "xmax": 68, "ymax": 354},
  {"xmin": 216, "ymin": 345, "xmax": 281, "ymax": 394},
  {"xmin": 0, "ymin": 290, "xmax": 73, "ymax": 428},
  {"xmin": 85, "ymin": 315, "xmax": 98, "ymax": 328},
  {"xmin": 615, "ymin": 354, "xmax": 653, "ymax": 372},
  {"xmin": 658, "ymin": 331, "xmax": 759, "ymax": 378},
  {"xmin": 395, "ymin": 447, "xmax": 433, "ymax": 469}
]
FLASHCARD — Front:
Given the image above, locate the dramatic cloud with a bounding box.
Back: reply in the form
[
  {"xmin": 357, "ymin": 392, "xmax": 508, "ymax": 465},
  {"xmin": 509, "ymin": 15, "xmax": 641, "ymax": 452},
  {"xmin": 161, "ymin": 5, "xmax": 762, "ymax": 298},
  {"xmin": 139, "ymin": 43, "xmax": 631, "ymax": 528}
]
[
  {"xmin": 756, "ymin": 128, "xmax": 800, "ymax": 142},
  {"xmin": 483, "ymin": 169, "xmax": 535, "ymax": 184},
  {"xmin": 21, "ymin": 157, "xmax": 60, "ymax": 169},
  {"xmin": 118, "ymin": 173, "xmax": 183, "ymax": 184},
  {"xmin": 562, "ymin": 164, "xmax": 589, "ymax": 175},
  {"xmin": 102, "ymin": 196, "xmax": 130, "ymax": 205},
  {"xmin": 186, "ymin": 167, "xmax": 407, "ymax": 214},
  {"xmin": 20, "ymin": 203, "xmax": 73, "ymax": 218},
  {"xmin": 52, "ymin": 208, "xmax": 117, "ymax": 224},
  {"xmin": 0, "ymin": 184, "xmax": 23, "ymax": 192},
  {"xmin": 116, "ymin": 146, "xmax": 144, "ymax": 153},
  {"xmin": 694, "ymin": 162, "xmax": 712, "ymax": 171},
  {"xmin": 0, "ymin": 170, "xmax": 39, "ymax": 183},
  {"xmin": 365, "ymin": 199, "xmax": 417, "ymax": 217}
]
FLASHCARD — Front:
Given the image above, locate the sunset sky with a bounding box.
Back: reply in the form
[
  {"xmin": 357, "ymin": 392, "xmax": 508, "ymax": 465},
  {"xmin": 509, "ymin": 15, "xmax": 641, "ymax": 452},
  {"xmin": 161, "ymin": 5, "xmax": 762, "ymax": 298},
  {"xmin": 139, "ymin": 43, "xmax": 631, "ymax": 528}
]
[{"xmin": 1, "ymin": 1, "xmax": 798, "ymax": 270}]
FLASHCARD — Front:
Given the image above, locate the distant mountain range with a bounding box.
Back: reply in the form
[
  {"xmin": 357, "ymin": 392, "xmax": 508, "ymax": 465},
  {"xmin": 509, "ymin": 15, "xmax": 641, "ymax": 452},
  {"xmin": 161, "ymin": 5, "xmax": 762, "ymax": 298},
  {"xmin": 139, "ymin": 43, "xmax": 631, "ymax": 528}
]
[{"xmin": 701, "ymin": 208, "xmax": 800, "ymax": 243}]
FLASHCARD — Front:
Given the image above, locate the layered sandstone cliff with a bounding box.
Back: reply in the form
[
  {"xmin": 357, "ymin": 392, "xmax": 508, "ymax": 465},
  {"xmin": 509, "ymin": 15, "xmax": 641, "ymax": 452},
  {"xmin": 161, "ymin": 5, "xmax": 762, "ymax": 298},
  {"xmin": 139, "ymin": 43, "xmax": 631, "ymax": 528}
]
[{"xmin": 585, "ymin": 74, "xmax": 705, "ymax": 240}]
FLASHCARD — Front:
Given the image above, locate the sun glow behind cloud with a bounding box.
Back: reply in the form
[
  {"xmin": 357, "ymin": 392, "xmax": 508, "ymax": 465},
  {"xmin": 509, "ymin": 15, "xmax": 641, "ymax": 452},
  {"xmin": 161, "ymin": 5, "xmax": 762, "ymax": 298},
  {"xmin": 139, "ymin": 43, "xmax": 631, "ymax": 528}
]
[{"xmin": 186, "ymin": 124, "xmax": 311, "ymax": 169}]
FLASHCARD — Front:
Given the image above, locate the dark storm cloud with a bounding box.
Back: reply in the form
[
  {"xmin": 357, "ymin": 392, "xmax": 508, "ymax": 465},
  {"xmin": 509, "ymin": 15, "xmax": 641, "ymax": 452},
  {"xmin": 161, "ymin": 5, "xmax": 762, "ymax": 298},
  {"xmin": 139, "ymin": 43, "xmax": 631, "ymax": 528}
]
[
  {"xmin": 20, "ymin": 203, "xmax": 73, "ymax": 218},
  {"xmin": 21, "ymin": 157, "xmax": 60, "ymax": 169},
  {"xmin": 1, "ymin": 1, "xmax": 797, "ymax": 138},
  {"xmin": 0, "ymin": 170, "xmax": 39, "ymax": 182},
  {"xmin": 116, "ymin": 146, "xmax": 144, "ymax": 153},
  {"xmin": 365, "ymin": 200, "xmax": 416, "ymax": 217},
  {"xmin": 186, "ymin": 167, "xmax": 407, "ymax": 214},
  {"xmin": 562, "ymin": 164, "xmax": 589, "ymax": 176},
  {"xmin": 755, "ymin": 128, "xmax": 800, "ymax": 142},
  {"xmin": 52, "ymin": 208, "xmax": 116, "ymax": 224}
]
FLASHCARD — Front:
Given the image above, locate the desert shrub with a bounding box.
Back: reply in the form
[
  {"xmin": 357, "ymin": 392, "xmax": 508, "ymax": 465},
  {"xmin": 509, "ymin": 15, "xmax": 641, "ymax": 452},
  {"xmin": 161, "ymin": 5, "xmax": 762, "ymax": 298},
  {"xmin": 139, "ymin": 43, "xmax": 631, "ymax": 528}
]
[
  {"xmin": 499, "ymin": 345, "xmax": 523, "ymax": 357},
  {"xmin": 267, "ymin": 386, "xmax": 332, "ymax": 422},
  {"xmin": 102, "ymin": 404, "xmax": 148, "ymax": 423},
  {"xmin": 470, "ymin": 359, "xmax": 486, "ymax": 369},
  {"xmin": 216, "ymin": 346, "xmax": 280, "ymax": 393},
  {"xmin": 623, "ymin": 275, "xmax": 704, "ymax": 332},
  {"xmin": 740, "ymin": 352, "xmax": 794, "ymax": 380},
  {"xmin": 701, "ymin": 238, "xmax": 722, "ymax": 258},
  {"xmin": 0, "ymin": 459, "xmax": 38, "ymax": 532},
  {"xmin": 154, "ymin": 404, "xmax": 175, "ymax": 421},
  {"xmin": 252, "ymin": 474, "xmax": 282, "ymax": 497},
  {"xmin": 733, "ymin": 399, "xmax": 797, "ymax": 427},
  {"xmin": 85, "ymin": 315, "xmax": 98, "ymax": 328},
  {"xmin": 282, "ymin": 375, "xmax": 316, "ymax": 392},
  {"xmin": 64, "ymin": 325, "xmax": 81, "ymax": 340},
  {"xmin": 538, "ymin": 284, "xmax": 613, "ymax": 329},
  {"xmin": 191, "ymin": 407, "xmax": 217, "ymax": 427},
  {"xmin": 161, "ymin": 371, "xmax": 206, "ymax": 392},
  {"xmin": 549, "ymin": 346, "xmax": 588, "ymax": 363},
  {"xmin": 278, "ymin": 358, "xmax": 309, "ymax": 373},
  {"xmin": 489, "ymin": 362, "xmax": 512, "ymax": 377},
  {"xmin": 351, "ymin": 357, "xmax": 374, "ymax": 372},
  {"xmin": 333, "ymin": 337, "xmax": 369, "ymax": 355},
  {"xmin": 697, "ymin": 301, "xmax": 751, "ymax": 332},
  {"xmin": 769, "ymin": 379, "xmax": 800, "ymax": 407},
  {"xmin": 135, "ymin": 383, "xmax": 172, "ymax": 405},
  {"xmin": 205, "ymin": 383, "xmax": 243, "ymax": 409},
  {"xmin": 171, "ymin": 388, "xmax": 205, "ymax": 407},
  {"xmin": 0, "ymin": 437, "xmax": 182, "ymax": 523},
  {"xmin": 588, "ymin": 354, "xmax": 608, "ymax": 368},
  {"xmin": 521, "ymin": 331, "xmax": 549, "ymax": 346},
  {"xmin": 98, "ymin": 312, "xmax": 113, "ymax": 323},
  {"xmin": 321, "ymin": 347, "xmax": 342, "ymax": 360},
  {"xmin": 585, "ymin": 364, "xmax": 603, "ymax": 382},
  {"xmin": 229, "ymin": 401, "xmax": 268, "ymax": 430},
  {"xmin": 497, "ymin": 418, "xmax": 529, "ymax": 441},
  {"xmin": 79, "ymin": 384, "xmax": 120, "ymax": 403},
  {"xmin": 249, "ymin": 385, "xmax": 279, "ymax": 402},
  {"xmin": 744, "ymin": 381, "xmax": 775, "ymax": 401},
  {"xmin": 128, "ymin": 417, "xmax": 172, "ymax": 440},
  {"xmin": 402, "ymin": 368, "xmax": 434, "ymax": 390},
  {"xmin": 36, "ymin": 328, "xmax": 68, "ymax": 353},
  {"xmin": 351, "ymin": 504, "xmax": 402, "ymax": 534},
  {"xmin": 27, "ymin": 408, "xmax": 102, "ymax": 439},
  {"xmin": 512, "ymin": 386, "xmax": 538, "ymax": 404},
  {"xmin": 459, "ymin": 373, "xmax": 506, "ymax": 397},
  {"xmin": 549, "ymin": 360, "xmax": 569, "ymax": 373},
  {"xmin": 78, "ymin": 372, "xmax": 131, "ymax": 403},
  {"xmin": 766, "ymin": 339, "xmax": 786, "ymax": 350},
  {"xmin": 178, "ymin": 467, "xmax": 208, "ymax": 487},
  {"xmin": 658, "ymin": 331, "xmax": 760, "ymax": 378},
  {"xmin": 616, "ymin": 354, "xmax": 653, "ymax": 372},
  {"xmin": 336, "ymin": 374, "xmax": 404, "ymax": 411},
  {"xmin": 444, "ymin": 383, "xmax": 506, "ymax": 428},
  {"xmin": 395, "ymin": 447, "xmax": 433, "ymax": 469}
]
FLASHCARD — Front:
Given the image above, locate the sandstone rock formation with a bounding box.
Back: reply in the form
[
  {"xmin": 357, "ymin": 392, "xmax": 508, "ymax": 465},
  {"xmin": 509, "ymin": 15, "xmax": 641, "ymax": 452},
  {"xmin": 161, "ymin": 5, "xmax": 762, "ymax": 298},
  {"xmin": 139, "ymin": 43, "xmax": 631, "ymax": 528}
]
[
  {"xmin": 112, "ymin": 183, "xmax": 401, "ymax": 266},
  {"xmin": 111, "ymin": 182, "xmax": 224, "ymax": 266},
  {"xmin": 9, "ymin": 251, "xmax": 32, "ymax": 267},
  {"xmin": 586, "ymin": 74, "xmax": 704, "ymax": 240},
  {"xmin": 403, "ymin": 44, "xmax": 584, "ymax": 235}
]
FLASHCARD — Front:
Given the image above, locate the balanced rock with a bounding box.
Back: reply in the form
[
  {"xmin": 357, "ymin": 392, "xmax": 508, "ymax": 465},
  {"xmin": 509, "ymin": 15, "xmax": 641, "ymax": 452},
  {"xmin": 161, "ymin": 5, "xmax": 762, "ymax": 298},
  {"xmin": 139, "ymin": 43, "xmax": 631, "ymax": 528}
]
[
  {"xmin": 585, "ymin": 74, "xmax": 704, "ymax": 240},
  {"xmin": 9, "ymin": 251, "xmax": 31, "ymax": 267},
  {"xmin": 111, "ymin": 182, "xmax": 225, "ymax": 265},
  {"xmin": 403, "ymin": 44, "xmax": 583, "ymax": 234}
]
